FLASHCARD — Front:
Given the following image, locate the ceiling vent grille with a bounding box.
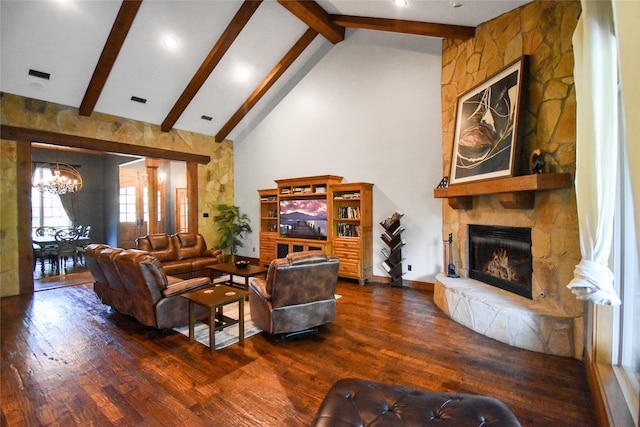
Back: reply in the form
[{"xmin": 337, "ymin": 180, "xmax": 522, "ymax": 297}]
[
  {"xmin": 28, "ymin": 69, "xmax": 50, "ymax": 80},
  {"xmin": 130, "ymin": 96, "xmax": 147, "ymax": 104},
  {"xmin": 200, "ymin": 115, "xmax": 213, "ymax": 121}
]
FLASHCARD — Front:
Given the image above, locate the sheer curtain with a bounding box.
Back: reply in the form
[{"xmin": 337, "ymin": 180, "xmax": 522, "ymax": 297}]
[{"xmin": 567, "ymin": 0, "xmax": 621, "ymax": 305}]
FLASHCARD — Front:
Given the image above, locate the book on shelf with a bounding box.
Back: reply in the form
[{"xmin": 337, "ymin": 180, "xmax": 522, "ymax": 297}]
[
  {"xmin": 334, "ymin": 192, "xmax": 360, "ymax": 200},
  {"xmin": 337, "ymin": 223, "xmax": 360, "ymax": 237},
  {"xmin": 293, "ymin": 186, "xmax": 310, "ymax": 194},
  {"xmin": 381, "ymin": 260, "xmax": 393, "ymax": 273},
  {"xmin": 380, "ymin": 211, "xmax": 404, "ymax": 229},
  {"xmin": 391, "ymin": 239, "xmax": 407, "ymax": 251},
  {"xmin": 337, "ymin": 206, "xmax": 360, "ymax": 219},
  {"xmin": 380, "ymin": 247, "xmax": 390, "ymax": 258}
]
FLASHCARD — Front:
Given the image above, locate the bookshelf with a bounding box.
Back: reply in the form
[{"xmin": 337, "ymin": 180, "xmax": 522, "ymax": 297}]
[
  {"xmin": 258, "ymin": 176, "xmax": 374, "ymax": 285},
  {"xmin": 258, "ymin": 189, "xmax": 278, "ymax": 266},
  {"xmin": 331, "ymin": 182, "xmax": 373, "ymax": 285},
  {"xmin": 380, "ymin": 212, "xmax": 405, "ymax": 287}
]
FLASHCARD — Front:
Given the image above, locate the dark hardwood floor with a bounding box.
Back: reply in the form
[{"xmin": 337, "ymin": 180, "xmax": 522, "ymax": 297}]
[{"xmin": 1, "ymin": 279, "xmax": 596, "ymax": 426}]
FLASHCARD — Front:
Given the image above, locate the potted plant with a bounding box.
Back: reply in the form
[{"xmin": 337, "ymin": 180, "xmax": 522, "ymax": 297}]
[{"xmin": 213, "ymin": 204, "xmax": 252, "ymax": 262}]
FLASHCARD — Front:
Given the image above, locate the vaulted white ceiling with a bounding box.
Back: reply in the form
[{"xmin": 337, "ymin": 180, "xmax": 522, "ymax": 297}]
[{"xmin": 1, "ymin": 0, "xmax": 530, "ymax": 142}]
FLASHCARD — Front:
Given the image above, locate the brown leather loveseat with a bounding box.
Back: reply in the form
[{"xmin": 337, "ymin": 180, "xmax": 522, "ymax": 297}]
[
  {"xmin": 85, "ymin": 244, "xmax": 210, "ymax": 328},
  {"xmin": 311, "ymin": 378, "xmax": 521, "ymax": 426},
  {"xmin": 248, "ymin": 251, "xmax": 339, "ymax": 336},
  {"xmin": 135, "ymin": 232, "xmax": 224, "ymax": 278}
]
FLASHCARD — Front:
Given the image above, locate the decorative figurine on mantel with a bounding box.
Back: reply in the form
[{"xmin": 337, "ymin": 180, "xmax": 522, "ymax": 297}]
[
  {"xmin": 436, "ymin": 176, "xmax": 449, "ymax": 188},
  {"xmin": 445, "ymin": 233, "xmax": 460, "ymax": 278}
]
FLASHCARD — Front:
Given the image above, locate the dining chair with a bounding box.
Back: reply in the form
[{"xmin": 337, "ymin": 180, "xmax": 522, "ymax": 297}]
[
  {"xmin": 74, "ymin": 225, "xmax": 92, "ymax": 264},
  {"xmin": 33, "ymin": 226, "xmax": 58, "ymax": 272},
  {"xmin": 52, "ymin": 229, "xmax": 80, "ymax": 272}
]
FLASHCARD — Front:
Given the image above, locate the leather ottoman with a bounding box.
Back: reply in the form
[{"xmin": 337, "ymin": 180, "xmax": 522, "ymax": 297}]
[{"xmin": 310, "ymin": 378, "xmax": 521, "ymax": 426}]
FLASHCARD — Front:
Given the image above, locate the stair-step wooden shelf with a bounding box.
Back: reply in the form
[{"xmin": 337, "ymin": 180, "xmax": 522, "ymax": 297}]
[{"xmin": 434, "ymin": 173, "xmax": 573, "ymax": 209}]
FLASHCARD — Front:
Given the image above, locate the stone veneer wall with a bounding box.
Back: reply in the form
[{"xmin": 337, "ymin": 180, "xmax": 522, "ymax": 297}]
[
  {"xmin": 0, "ymin": 93, "xmax": 233, "ymax": 297},
  {"xmin": 440, "ymin": 0, "xmax": 583, "ymax": 317}
]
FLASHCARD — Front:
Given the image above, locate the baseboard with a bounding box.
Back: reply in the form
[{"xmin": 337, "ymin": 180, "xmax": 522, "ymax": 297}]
[{"xmin": 371, "ymin": 275, "xmax": 434, "ymax": 292}]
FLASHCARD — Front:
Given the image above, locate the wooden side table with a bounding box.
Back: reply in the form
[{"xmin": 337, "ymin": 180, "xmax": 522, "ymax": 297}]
[
  {"xmin": 206, "ymin": 262, "xmax": 268, "ymax": 292},
  {"xmin": 181, "ymin": 285, "xmax": 250, "ymax": 353}
]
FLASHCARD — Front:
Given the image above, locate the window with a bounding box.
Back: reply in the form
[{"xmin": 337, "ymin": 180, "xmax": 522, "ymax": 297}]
[
  {"xmin": 119, "ymin": 186, "xmax": 137, "ymax": 223},
  {"xmin": 31, "ymin": 167, "xmax": 71, "ymax": 229},
  {"xmin": 613, "ymin": 139, "xmax": 640, "ymax": 424}
]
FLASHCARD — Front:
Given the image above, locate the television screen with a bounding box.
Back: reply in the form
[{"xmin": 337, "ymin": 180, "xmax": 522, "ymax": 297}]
[{"xmin": 279, "ymin": 198, "xmax": 328, "ymax": 240}]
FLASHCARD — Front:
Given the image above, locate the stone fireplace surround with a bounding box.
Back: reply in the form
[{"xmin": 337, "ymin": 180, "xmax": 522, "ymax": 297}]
[
  {"xmin": 434, "ymin": 274, "xmax": 583, "ymax": 359},
  {"xmin": 436, "ymin": 1, "xmax": 583, "ymax": 359},
  {"xmin": 433, "ymin": 179, "xmax": 583, "ymax": 360}
]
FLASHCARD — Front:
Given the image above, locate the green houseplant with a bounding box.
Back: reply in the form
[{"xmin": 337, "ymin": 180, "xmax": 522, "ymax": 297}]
[{"xmin": 213, "ymin": 204, "xmax": 252, "ymax": 261}]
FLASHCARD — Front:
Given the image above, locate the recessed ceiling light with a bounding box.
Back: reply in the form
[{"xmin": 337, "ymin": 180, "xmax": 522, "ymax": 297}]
[
  {"xmin": 163, "ymin": 35, "xmax": 178, "ymax": 50},
  {"xmin": 234, "ymin": 65, "xmax": 251, "ymax": 83},
  {"xmin": 393, "ymin": 0, "xmax": 408, "ymax": 6}
]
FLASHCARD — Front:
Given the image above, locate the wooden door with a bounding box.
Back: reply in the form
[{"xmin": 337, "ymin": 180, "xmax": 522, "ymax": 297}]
[{"xmin": 119, "ymin": 169, "xmax": 147, "ymax": 249}]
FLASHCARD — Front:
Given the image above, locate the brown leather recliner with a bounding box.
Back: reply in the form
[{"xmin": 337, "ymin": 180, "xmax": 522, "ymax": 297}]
[
  {"xmin": 96, "ymin": 246, "xmax": 129, "ymax": 314},
  {"xmin": 84, "ymin": 243, "xmax": 111, "ymax": 306},
  {"xmin": 248, "ymin": 251, "xmax": 339, "ymax": 335},
  {"xmin": 113, "ymin": 249, "xmax": 211, "ymax": 329}
]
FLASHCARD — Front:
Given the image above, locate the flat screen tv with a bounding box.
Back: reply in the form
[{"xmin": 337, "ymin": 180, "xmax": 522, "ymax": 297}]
[{"xmin": 279, "ymin": 197, "xmax": 328, "ymax": 240}]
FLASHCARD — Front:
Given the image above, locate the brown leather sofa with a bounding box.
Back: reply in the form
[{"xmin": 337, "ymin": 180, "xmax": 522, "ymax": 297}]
[
  {"xmin": 311, "ymin": 378, "xmax": 521, "ymax": 426},
  {"xmin": 85, "ymin": 245, "xmax": 211, "ymax": 328},
  {"xmin": 248, "ymin": 251, "xmax": 339, "ymax": 336},
  {"xmin": 135, "ymin": 232, "xmax": 224, "ymax": 278}
]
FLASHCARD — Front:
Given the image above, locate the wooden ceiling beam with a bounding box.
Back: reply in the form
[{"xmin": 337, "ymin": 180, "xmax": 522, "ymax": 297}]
[
  {"xmin": 331, "ymin": 15, "xmax": 475, "ymax": 40},
  {"xmin": 1, "ymin": 125, "xmax": 210, "ymax": 164},
  {"xmin": 79, "ymin": 0, "xmax": 143, "ymax": 117},
  {"xmin": 215, "ymin": 28, "xmax": 319, "ymax": 142},
  {"xmin": 160, "ymin": 0, "xmax": 263, "ymax": 133},
  {"xmin": 277, "ymin": 0, "xmax": 344, "ymax": 44}
]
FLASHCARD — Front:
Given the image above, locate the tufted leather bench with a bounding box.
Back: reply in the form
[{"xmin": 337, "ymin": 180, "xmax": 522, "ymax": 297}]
[{"xmin": 310, "ymin": 378, "xmax": 521, "ymax": 426}]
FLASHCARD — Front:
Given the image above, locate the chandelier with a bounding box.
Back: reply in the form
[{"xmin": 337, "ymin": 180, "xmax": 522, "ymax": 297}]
[{"xmin": 32, "ymin": 163, "xmax": 83, "ymax": 195}]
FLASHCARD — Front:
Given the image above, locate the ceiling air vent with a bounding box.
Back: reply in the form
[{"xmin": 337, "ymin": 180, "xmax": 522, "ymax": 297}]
[
  {"xmin": 130, "ymin": 96, "xmax": 147, "ymax": 104},
  {"xmin": 201, "ymin": 115, "xmax": 213, "ymax": 121},
  {"xmin": 28, "ymin": 69, "xmax": 50, "ymax": 80}
]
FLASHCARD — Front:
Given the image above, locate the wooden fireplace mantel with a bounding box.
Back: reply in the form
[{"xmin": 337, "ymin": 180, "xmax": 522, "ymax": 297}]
[{"xmin": 433, "ymin": 173, "xmax": 573, "ymax": 209}]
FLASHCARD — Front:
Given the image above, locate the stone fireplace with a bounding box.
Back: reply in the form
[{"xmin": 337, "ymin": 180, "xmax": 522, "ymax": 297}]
[
  {"xmin": 436, "ymin": 1, "xmax": 584, "ymax": 359},
  {"xmin": 468, "ymin": 225, "xmax": 532, "ymax": 299}
]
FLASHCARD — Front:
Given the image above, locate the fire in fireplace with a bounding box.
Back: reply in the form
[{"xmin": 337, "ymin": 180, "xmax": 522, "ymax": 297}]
[{"xmin": 468, "ymin": 225, "xmax": 533, "ymax": 299}]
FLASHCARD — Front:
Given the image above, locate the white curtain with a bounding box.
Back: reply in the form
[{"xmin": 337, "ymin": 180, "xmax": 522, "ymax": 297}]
[{"xmin": 567, "ymin": 0, "xmax": 621, "ymax": 306}]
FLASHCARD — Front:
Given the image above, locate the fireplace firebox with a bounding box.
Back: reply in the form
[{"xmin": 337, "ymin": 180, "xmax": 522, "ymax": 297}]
[{"xmin": 468, "ymin": 225, "xmax": 532, "ymax": 299}]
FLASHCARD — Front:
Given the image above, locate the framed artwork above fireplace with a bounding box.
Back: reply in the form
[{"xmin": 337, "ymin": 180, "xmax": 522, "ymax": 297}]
[{"xmin": 449, "ymin": 57, "xmax": 528, "ymax": 185}]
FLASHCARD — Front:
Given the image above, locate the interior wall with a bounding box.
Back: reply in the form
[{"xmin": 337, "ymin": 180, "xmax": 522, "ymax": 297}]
[{"xmin": 234, "ymin": 29, "xmax": 444, "ymax": 283}]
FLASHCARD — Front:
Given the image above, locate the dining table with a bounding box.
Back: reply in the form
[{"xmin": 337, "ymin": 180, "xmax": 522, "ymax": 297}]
[{"xmin": 32, "ymin": 236, "xmax": 91, "ymax": 248}]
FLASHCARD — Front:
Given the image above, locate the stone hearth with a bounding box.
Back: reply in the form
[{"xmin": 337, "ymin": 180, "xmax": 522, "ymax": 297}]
[{"xmin": 434, "ymin": 274, "xmax": 583, "ymax": 359}]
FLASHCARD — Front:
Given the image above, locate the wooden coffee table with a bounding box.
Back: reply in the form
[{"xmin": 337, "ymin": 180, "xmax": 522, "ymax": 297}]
[
  {"xmin": 206, "ymin": 262, "xmax": 268, "ymax": 292},
  {"xmin": 181, "ymin": 284, "xmax": 250, "ymax": 353}
]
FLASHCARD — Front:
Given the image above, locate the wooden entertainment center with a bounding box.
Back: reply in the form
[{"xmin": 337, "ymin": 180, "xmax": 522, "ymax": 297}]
[{"xmin": 258, "ymin": 175, "xmax": 373, "ymax": 285}]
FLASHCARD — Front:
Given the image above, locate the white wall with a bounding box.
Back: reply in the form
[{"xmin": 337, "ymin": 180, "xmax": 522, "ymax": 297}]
[{"xmin": 234, "ymin": 29, "xmax": 444, "ymax": 283}]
